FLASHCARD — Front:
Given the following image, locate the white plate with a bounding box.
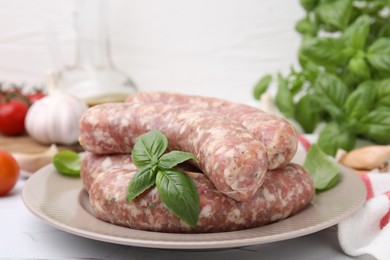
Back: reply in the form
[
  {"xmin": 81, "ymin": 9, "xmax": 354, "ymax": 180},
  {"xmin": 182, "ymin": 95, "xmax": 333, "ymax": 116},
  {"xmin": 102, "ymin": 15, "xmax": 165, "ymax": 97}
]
[{"xmin": 22, "ymin": 160, "xmax": 366, "ymax": 250}]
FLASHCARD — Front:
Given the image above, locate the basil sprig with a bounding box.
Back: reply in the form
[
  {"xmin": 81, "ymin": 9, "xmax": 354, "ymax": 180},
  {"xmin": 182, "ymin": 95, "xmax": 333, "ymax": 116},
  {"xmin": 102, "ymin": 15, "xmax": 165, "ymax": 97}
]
[
  {"xmin": 253, "ymin": 0, "xmax": 390, "ymax": 156},
  {"xmin": 127, "ymin": 130, "xmax": 200, "ymax": 227}
]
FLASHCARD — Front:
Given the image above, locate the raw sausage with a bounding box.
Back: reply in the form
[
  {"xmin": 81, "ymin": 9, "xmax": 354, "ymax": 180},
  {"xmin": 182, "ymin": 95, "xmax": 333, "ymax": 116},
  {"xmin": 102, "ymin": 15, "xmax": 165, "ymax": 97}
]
[
  {"xmin": 79, "ymin": 103, "xmax": 268, "ymax": 201},
  {"xmin": 79, "ymin": 103, "xmax": 267, "ymax": 201},
  {"xmin": 81, "ymin": 153, "xmax": 136, "ymax": 192},
  {"xmin": 126, "ymin": 92, "xmax": 298, "ymax": 170},
  {"xmin": 89, "ymin": 166, "xmax": 313, "ymax": 233},
  {"xmin": 81, "ymin": 152, "xmax": 202, "ymax": 193},
  {"xmin": 84, "ymin": 154, "xmax": 314, "ymax": 233}
]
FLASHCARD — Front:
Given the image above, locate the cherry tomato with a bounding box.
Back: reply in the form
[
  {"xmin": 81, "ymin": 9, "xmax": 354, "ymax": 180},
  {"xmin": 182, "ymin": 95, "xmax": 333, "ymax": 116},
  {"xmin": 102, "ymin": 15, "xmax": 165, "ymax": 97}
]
[
  {"xmin": 0, "ymin": 96, "xmax": 29, "ymax": 136},
  {"xmin": 27, "ymin": 91, "xmax": 46, "ymax": 103},
  {"xmin": 0, "ymin": 150, "xmax": 19, "ymax": 196},
  {"xmin": 6, "ymin": 85, "xmax": 24, "ymax": 96}
]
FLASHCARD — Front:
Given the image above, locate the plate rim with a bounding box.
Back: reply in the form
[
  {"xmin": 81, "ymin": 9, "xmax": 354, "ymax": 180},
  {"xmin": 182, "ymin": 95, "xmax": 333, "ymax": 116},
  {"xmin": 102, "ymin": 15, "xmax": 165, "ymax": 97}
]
[{"xmin": 22, "ymin": 162, "xmax": 366, "ymax": 249}]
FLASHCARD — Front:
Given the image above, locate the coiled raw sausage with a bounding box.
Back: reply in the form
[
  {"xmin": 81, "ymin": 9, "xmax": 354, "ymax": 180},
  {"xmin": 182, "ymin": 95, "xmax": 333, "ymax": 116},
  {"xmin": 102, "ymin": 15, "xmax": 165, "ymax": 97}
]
[
  {"xmin": 126, "ymin": 92, "xmax": 298, "ymax": 170},
  {"xmin": 83, "ymin": 153, "xmax": 314, "ymax": 233},
  {"xmin": 79, "ymin": 103, "xmax": 268, "ymax": 201}
]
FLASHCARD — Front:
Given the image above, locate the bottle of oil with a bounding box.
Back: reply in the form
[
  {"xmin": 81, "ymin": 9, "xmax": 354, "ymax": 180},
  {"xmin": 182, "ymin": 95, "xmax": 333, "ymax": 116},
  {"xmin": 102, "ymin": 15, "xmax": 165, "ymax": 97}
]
[{"xmin": 54, "ymin": 0, "xmax": 138, "ymax": 106}]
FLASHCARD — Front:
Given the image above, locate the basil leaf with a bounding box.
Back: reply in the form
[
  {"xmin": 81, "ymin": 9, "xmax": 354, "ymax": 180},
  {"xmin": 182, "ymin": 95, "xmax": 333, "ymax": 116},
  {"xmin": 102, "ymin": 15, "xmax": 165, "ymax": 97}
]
[
  {"xmin": 348, "ymin": 56, "xmax": 371, "ymax": 81},
  {"xmin": 131, "ymin": 130, "xmax": 168, "ymax": 168},
  {"xmin": 324, "ymin": 174, "xmax": 341, "ymax": 191},
  {"xmin": 301, "ymin": 60, "xmax": 320, "ymax": 83},
  {"xmin": 291, "ymin": 75, "xmax": 304, "ymax": 95},
  {"xmin": 365, "ymin": 1, "xmax": 387, "ymax": 15},
  {"xmin": 344, "ymin": 81, "xmax": 375, "ymax": 120},
  {"xmin": 156, "ymin": 169, "xmax": 200, "ymax": 227},
  {"xmin": 127, "ymin": 130, "xmax": 200, "ymax": 226},
  {"xmin": 315, "ymin": 0, "xmax": 353, "ymax": 30},
  {"xmin": 375, "ymin": 79, "xmax": 390, "ymax": 107},
  {"xmin": 342, "ymin": 15, "xmax": 370, "ymax": 50},
  {"xmin": 321, "ymin": 23, "xmax": 340, "ymax": 33},
  {"xmin": 367, "ymin": 38, "xmax": 390, "ymax": 73},
  {"xmin": 312, "ymin": 73, "xmax": 349, "ymax": 121},
  {"xmin": 298, "ymin": 49, "xmax": 310, "ymax": 69},
  {"xmin": 300, "ymin": 0, "xmax": 318, "ymax": 11},
  {"xmin": 275, "ymin": 74, "xmax": 295, "ymax": 118},
  {"xmin": 295, "ymin": 94, "xmax": 321, "ymax": 133},
  {"xmin": 303, "ymin": 144, "xmax": 340, "ymax": 191},
  {"xmin": 52, "ymin": 150, "xmax": 82, "ymax": 176},
  {"xmin": 315, "ymin": 0, "xmax": 352, "ymax": 29},
  {"xmin": 253, "ymin": 75, "xmax": 272, "ymax": 100},
  {"xmin": 126, "ymin": 166, "xmax": 156, "ymax": 202},
  {"xmin": 378, "ymin": 22, "xmax": 390, "ymax": 38},
  {"xmin": 301, "ymin": 37, "xmax": 346, "ymax": 67},
  {"xmin": 159, "ymin": 151, "xmax": 198, "ymax": 170},
  {"xmin": 356, "ymin": 109, "xmax": 390, "ymax": 144},
  {"xmin": 317, "ymin": 122, "xmax": 356, "ymax": 156},
  {"xmin": 295, "ymin": 17, "xmax": 318, "ymax": 36}
]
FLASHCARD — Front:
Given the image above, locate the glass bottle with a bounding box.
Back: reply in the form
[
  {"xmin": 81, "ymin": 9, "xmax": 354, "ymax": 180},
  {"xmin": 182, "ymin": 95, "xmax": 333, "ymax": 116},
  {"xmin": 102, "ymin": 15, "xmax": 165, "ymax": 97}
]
[{"xmin": 55, "ymin": 0, "xmax": 137, "ymax": 106}]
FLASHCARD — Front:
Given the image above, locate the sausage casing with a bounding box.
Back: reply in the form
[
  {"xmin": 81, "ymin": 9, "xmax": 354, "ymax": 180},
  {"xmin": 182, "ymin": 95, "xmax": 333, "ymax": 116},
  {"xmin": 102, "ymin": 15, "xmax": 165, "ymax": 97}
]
[{"xmin": 79, "ymin": 103, "xmax": 268, "ymax": 201}]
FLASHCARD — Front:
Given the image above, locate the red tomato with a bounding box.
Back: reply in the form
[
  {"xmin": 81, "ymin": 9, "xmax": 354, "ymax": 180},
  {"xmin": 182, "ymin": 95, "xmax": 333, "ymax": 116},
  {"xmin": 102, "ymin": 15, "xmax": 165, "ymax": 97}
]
[
  {"xmin": 0, "ymin": 150, "xmax": 19, "ymax": 196},
  {"xmin": 0, "ymin": 97, "xmax": 29, "ymax": 136},
  {"xmin": 27, "ymin": 92, "xmax": 46, "ymax": 103},
  {"xmin": 6, "ymin": 86, "xmax": 24, "ymax": 96}
]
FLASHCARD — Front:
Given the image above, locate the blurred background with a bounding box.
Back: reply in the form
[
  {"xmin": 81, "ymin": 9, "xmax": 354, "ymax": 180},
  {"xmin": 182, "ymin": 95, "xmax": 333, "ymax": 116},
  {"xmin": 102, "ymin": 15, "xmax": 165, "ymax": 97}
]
[{"xmin": 0, "ymin": 0, "xmax": 303, "ymax": 103}]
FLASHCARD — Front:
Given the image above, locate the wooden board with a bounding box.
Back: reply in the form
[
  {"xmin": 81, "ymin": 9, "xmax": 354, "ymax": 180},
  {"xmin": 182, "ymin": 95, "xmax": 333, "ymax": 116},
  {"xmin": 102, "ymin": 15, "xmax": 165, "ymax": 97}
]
[{"xmin": 0, "ymin": 134, "xmax": 83, "ymax": 154}]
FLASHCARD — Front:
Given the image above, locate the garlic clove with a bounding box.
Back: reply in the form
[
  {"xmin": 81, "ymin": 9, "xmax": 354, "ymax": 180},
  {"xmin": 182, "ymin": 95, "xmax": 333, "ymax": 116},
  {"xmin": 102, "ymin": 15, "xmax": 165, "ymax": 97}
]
[
  {"xmin": 339, "ymin": 145, "xmax": 390, "ymax": 170},
  {"xmin": 11, "ymin": 144, "xmax": 58, "ymax": 174}
]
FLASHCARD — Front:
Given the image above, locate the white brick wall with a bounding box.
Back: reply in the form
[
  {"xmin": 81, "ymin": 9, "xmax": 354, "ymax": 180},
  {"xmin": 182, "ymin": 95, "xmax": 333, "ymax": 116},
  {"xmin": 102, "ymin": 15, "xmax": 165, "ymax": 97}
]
[{"xmin": 0, "ymin": 0, "xmax": 303, "ymax": 103}]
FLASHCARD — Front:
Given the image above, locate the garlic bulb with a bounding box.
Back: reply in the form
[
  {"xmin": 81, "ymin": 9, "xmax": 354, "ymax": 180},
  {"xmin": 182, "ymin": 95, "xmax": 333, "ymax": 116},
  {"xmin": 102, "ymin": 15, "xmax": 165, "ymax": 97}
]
[{"xmin": 25, "ymin": 91, "xmax": 88, "ymax": 145}]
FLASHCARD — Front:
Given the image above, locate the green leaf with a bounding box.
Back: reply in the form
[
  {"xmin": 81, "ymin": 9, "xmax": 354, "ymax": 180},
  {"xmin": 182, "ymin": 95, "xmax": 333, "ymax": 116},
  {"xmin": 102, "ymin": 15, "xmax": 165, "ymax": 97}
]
[
  {"xmin": 291, "ymin": 75, "xmax": 304, "ymax": 95},
  {"xmin": 126, "ymin": 166, "xmax": 156, "ymax": 202},
  {"xmin": 312, "ymin": 73, "xmax": 349, "ymax": 121},
  {"xmin": 315, "ymin": 0, "xmax": 353, "ymax": 30},
  {"xmin": 159, "ymin": 151, "xmax": 198, "ymax": 169},
  {"xmin": 356, "ymin": 109, "xmax": 390, "ymax": 144},
  {"xmin": 295, "ymin": 17, "xmax": 318, "ymax": 36},
  {"xmin": 375, "ymin": 79, "xmax": 390, "ymax": 107},
  {"xmin": 367, "ymin": 38, "xmax": 390, "ymax": 73},
  {"xmin": 131, "ymin": 130, "xmax": 168, "ymax": 168},
  {"xmin": 321, "ymin": 23, "xmax": 340, "ymax": 33},
  {"xmin": 364, "ymin": 1, "xmax": 387, "ymax": 15},
  {"xmin": 342, "ymin": 15, "xmax": 370, "ymax": 50},
  {"xmin": 156, "ymin": 169, "xmax": 200, "ymax": 227},
  {"xmin": 301, "ymin": 37, "xmax": 347, "ymax": 67},
  {"xmin": 253, "ymin": 75, "xmax": 272, "ymax": 100},
  {"xmin": 344, "ymin": 81, "xmax": 375, "ymax": 120},
  {"xmin": 348, "ymin": 56, "xmax": 371, "ymax": 81},
  {"xmin": 275, "ymin": 74, "xmax": 295, "ymax": 118},
  {"xmin": 300, "ymin": 0, "xmax": 319, "ymax": 11},
  {"xmin": 301, "ymin": 60, "xmax": 320, "ymax": 83},
  {"xmin": 317, "ymin": 122, "xmax": 356, "ymax": 156},
  {"xmin": 295, "ymin": 94, "xmax": 321, "ymax": 133},
  {"xmin": 298, "ymin": 48, "xmax": 310, "ymax": 69},
  {"xmin": 52, "ymin": 150, "xmax": 82, "ymax": 176},
  {"xmin": 127, "ymin": 130, "xmax": 200, "ymax": 227},
  {"xmin": 378, "ymin": 22, "xmax": 390, "ymax": 38},
  {"xmin": 303, "ymin": 144, "xmax": 340, "ymax": 191},
  {"xmin": 323, "ymin": 174, "xmax": 341, "ymax": 191}
]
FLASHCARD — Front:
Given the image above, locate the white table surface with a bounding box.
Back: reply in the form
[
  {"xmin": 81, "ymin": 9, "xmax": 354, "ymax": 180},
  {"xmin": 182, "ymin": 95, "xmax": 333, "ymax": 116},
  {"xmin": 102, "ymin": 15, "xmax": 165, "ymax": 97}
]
[{"xmin": 0, "ymin": 176, "xmax": 375, "ymax": 260}]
